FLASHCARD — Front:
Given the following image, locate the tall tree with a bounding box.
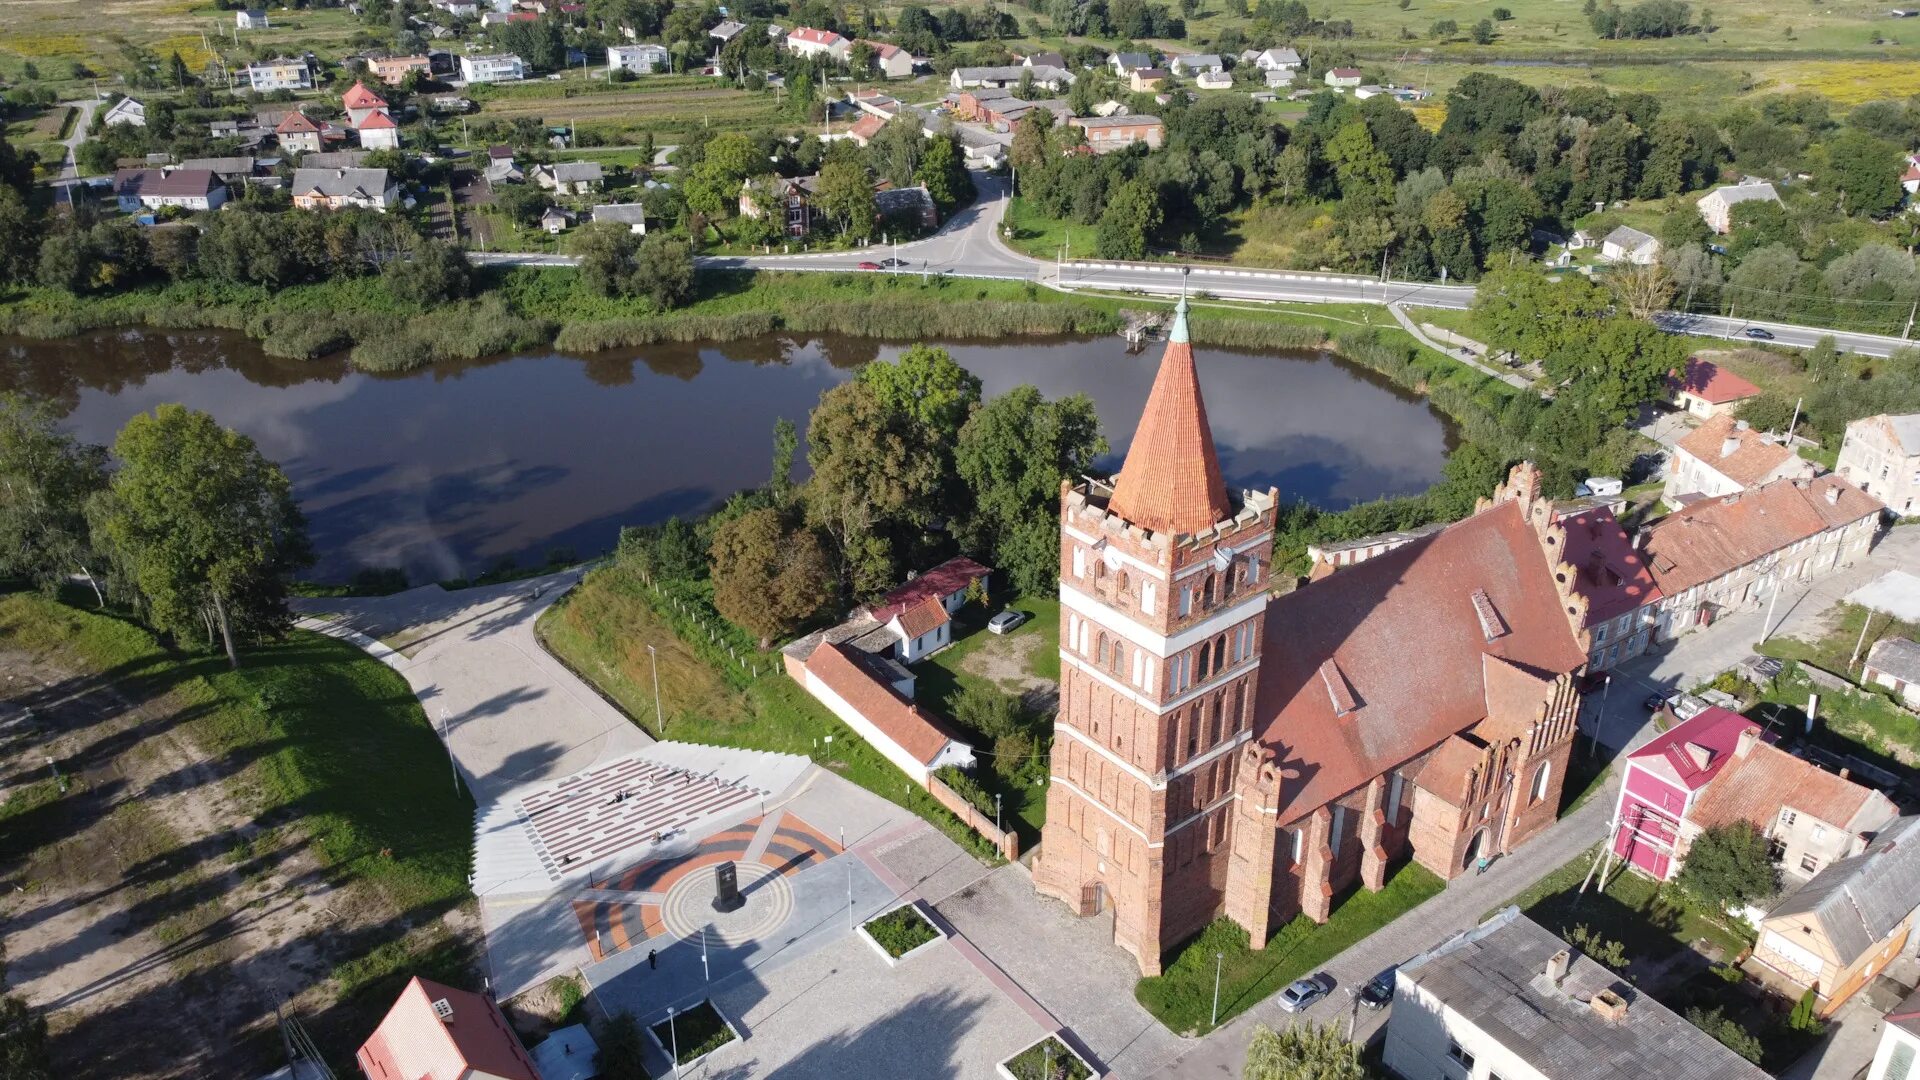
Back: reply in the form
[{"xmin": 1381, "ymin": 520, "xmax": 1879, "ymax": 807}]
[
  {"xmin": 709, "ymin": 506, "xmax": 834, "ymax": 646},
  {"xmin": 95, "ymin": 406, "xmax": 312, "ymax": 667},
  {"xmin": 1678, "ymin": 821, "xmax": 1780, "ymax": 910},
  {"xmin": 815, "ymin": 159, "xmax": 876, "ymax": 240},
  {"xmin": 1244, "ymin": 1022, "xmax": 1372, "ymax": 1080},
  {"xmin": 805, "ymin": 380, "xmax": 943, "ymax": 598},
  {"xmin": 1825, "ymin": 130, "xmax": 1904, "ymax": 218},
  {"xmin": 0, "ymin": 396, "xmax": 110, "ymax": 604},
  {"xmin": 954, "ymin": 386, "xmax": 1106, "ymax": 594}
]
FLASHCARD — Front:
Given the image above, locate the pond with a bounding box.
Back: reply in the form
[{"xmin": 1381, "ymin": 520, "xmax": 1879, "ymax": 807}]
[{"xmin": 0, "ymin": 329, "xmax": 1456, "ymax": 582}]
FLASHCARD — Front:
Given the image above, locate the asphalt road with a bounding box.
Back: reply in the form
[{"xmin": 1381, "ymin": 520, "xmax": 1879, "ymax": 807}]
[{"xmin": 480, "ymin": 173, "xmax": 1918, "ymax": 355}]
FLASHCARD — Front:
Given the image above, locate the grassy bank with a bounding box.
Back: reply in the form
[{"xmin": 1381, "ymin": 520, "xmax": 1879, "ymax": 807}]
[
  {"xmin": 1136, "ymin": 861, "xmax": 1444, "ymax": 1035},
  {"xmin": 0, "ymin": 591, "xmax": 474, "ymax": 1063},
  {"xmin": 536, "ymin": 560, "xmax": 1004, "ymax": 861}
]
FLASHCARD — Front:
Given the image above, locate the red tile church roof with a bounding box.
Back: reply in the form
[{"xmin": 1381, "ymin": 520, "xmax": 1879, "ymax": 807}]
[
  {"xmin": 1107, "ymin": 297, "xmax": 1233, "ymax": 536},
  {"xmin": 1256, "ymin": 487, "xmax": 1586, "ymax": 824}
]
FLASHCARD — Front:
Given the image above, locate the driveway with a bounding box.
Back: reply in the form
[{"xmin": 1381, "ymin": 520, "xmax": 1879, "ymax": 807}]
[{"xmin": 294, "ymin": 569, "xmax": 649, "ymax": 803}]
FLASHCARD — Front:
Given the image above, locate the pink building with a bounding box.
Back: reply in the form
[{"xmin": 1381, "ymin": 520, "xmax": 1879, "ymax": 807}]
[{"xmin": 1611, "ymin": 706, "xmax": 1758, "ymax": 880}]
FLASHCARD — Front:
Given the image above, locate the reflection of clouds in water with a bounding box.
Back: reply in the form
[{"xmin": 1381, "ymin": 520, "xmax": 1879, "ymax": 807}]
[
  {"xmin": 48, "ymin": 332, "xmax": 1449, "ymax": 579},
  {"xmin": 62, "ymin": 366, "xmax": 363, "ymax": 462}
]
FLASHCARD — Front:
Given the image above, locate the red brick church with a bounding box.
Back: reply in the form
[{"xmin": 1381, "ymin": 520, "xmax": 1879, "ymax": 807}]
[{"xmin": 1032, "ymin": 296, "xmax": 1592, "ymax": 975}]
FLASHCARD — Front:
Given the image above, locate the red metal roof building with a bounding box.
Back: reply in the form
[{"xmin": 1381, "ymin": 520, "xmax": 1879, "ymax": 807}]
[
  {"xmin": 1669, "ymin": 357, "xmax": 1763, "ymax": 418},
  {"xmin": 356, "ymin": 976, "xmax": 539, "ymax": 1080}
]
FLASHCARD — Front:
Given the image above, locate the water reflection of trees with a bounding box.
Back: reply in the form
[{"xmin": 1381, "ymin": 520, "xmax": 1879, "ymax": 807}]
[{"xmin": 0, "ymin": 330, "xmax": 351, "ymax": 413}]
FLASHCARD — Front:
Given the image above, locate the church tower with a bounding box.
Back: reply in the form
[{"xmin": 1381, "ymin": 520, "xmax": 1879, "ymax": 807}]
[{"xmin": 1033, "ymin": 296, "xmax": 1279, "ymax": 975}]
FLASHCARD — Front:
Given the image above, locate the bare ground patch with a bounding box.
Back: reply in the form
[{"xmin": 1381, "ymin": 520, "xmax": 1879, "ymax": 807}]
[
  {"xmin": 957, "ymin": 633, "xmax": 1058, "ymax": 716},
  {"xmin": 0, "ymin": 647, "xmax": 474, "ymax": 1079}
]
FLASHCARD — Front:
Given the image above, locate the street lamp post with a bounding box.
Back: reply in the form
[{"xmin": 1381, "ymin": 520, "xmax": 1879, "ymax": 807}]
[
  {"xmin": 647, "ymin": 643, "xmax": 664, "ymax": 731},
  {"xmin": 667, "ymin": 1007, "xmax": 680, "ymax": 1079},
  {"xmin": 843, "ymin": 826, "xmax": 852, "ymax": 929},
  {"xmin": 1590, "ymin": 673, "xmax": 1612, "ymax": 760}
]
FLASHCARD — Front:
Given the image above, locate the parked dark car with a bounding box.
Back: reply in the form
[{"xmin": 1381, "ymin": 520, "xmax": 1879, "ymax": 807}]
[{"xmin": 1358, "ymin": 968, "xmax": 1396, "ymax": 1010}]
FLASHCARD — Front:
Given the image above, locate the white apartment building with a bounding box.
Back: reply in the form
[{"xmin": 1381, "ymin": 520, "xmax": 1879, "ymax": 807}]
[
  {"xmin": 459, "ymin": 53, "xmax": 527, "ymax": 83},
  {"xmin": 1836, "ymin": 413, "xmax": 1920, "ymax": 516}
]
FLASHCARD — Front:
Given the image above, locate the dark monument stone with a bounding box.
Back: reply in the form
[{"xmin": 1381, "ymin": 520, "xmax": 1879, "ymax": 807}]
[{"xmin": 712, "ymin": 860, "xmax": 744, "ymax": 913}]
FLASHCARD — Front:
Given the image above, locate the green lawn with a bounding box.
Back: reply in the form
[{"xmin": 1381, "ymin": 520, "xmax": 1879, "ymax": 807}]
[
  {"xmin": 537, "ymin": 561, "xmax": 1005, "ymax": 861},
  {"xmin": 912, "ymin": 593, "xmax": 1062, "ymax": 843},
  {"xmin": 1137, "ymin": 861, "xmax": 1445, "ymax": 1035},
  {"xmin": 1005, "ymin": 196, "xmax": 1100, "ymax": 262},
  {"xmin": 1508, "ymin": 845, "xmax": 1754, "ymax": 964}
]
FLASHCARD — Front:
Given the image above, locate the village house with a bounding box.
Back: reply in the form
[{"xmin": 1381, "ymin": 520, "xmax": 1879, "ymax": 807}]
[
  {"xmin": 367, "ymin": 54, "xmax": 432, "ymax": 84},
  {"xmin": 539, "ymin": 206, "xmax": 575, "ymax": 234},
  {"xmin": 863, "ymin": 558, "xmax": 991, "ymax": 663},
  {"xmin": 1262, "ymin": 69, "xmax": 1294, "ymax": 89},
  {"xmin": 101, "ymin": 97, "xmax": 146, "ymax": 127},
  {"xmin": 1664, "ymin": 415, "xmax": 1817, "ymax": 505},
  {"xmin": 290, "ymin": 167, "xmax": 400, "ymax": 212},
  {"xmin": 1750, "ymin": 814, "xmax": 1920, "ymax": 1015},
  {"xmin": 178, "ymin": 156, "xmax": 257, "ymax": 184},
  {"xmin": 1169, "ymin": 52, "xmax": 1224, "ymax": 75},
  {"xmin": 1033, "ymin": 297, "xmax": 1591, "ymax": 976},
  {"xmin": 1194, "ymin": 71, "xmax": 1234, "ymax": 91},
  {"xmin": 1670, "ymin": 356, "xmax": 1763, "ymax": 419},
  {"xmin": 1109, "ymin": 51, "xmax": 1153, "ymax": 75},
  {"xmin": 245, "ymin": 56, "xmax": 316, "ymax": 92},
  {"xmin": 483, "ymin": 144, "xmax": 522, "ymax": 186},
  {"xmin": 274, "ymin": 111, "xmax": 331, "ymax": 154},
  {"xmin": 358, "ymin": 976, "xmax": 541, "ymax": 1080},
  {"xmin": 1068, "ymin": 114, "xmax": 1165, "ymax": 153},
  {"xmin": 111, "ymin": 168, "xmax": 228, "ymax": 213},
  {"xmin": 708, "ymin": 19, "xmax": 747, "ymax": 47},
  {"xmin": 1600, "ymin": 224, "xmax": 1661, "ymax": 264},
  {"xmin": 786, "ymin": 27, "xmax": 851, "ymax": 61},
  {"xmin": 1384, "ymin": 909, "xmax": 1771, "ymax": 1080},
  {"xmin": 847, "ymin": 112, "xmax": 888, "ymax": 146},
  {"xmin": 1325, "ymin": 66, "xmax": 1364, "ymax": 88},
  {"xmin": 533, "ymin": 161, "xmax": 604, "ymax": 195},
  {"xmin": 1865, "ymin": 638, "xmax": 1920, "ymax": 709},
  {"xmin": 590, "ymin": 203, "xmax": 647, "ymax": 234},
  {"xmin": 740, "ymin": 174, "xmax": 819, "ymax": 235},
  {"xmin": 607, "ymin": 43, "xmax": 668, "ymax": 73},
  {"xmin": 1253, "ymin": 46, "xmax": 1302, "ymax": 71},
  {"xmin": 1129, "ymin": 68, "xmax": 1169, "ymax": 92},
  {"xmin": 848, "ymin": 88, "xmax": 903, "ymax": 119},
  {"xmin": 1698, "ymin": 181, "xmax": 1783, "ymax": 234},
  {"xmin": 459, "ymin": 52, "xmax": 527, "ymax": 83},
  {"xmin": 1643, "ymin": 475, "xmax": 1883, "ymax": 643},
  {"xmin": 236, "ymin": 8, "xmax": 269, "ymax": 29},
  {"xmin": 860, "ymin": 40, "xmax": 915, "ymax": 78},
  {"xmin": 356, "ymin": 109, "xmax": 400, "ymax": 149},
  {"xmin": 1610, "ymin": 709, "xmax": 1896, "ymax": 884},
  {"xmin": 1836, "ymin": 413, "xmax": 1920, "ymax": 516}
]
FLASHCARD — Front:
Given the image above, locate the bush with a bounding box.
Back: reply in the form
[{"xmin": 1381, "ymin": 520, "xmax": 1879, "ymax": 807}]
[
  {"xmin": 951, "ymin": 682, "xmax": 1025, "ymax": 739},
  {"xmin": 1678, "ymin": 821, "xmax": 1779, "ymax": 910},
  {"xmin": 862, "ymin": 903, "xmax": 938, "ymax": 957},
  {"xmin": 934, "ymin": 764, "xmax": 996, "ymax": 815},
  {"xmin": 992, "ymin": 730, "xmax": 1035, "ymax": 780},
  {"xmin": 649, "ymin": 1000, "xmax": 735, "ymax": 1064},
  {"xmin": 1687, "ymin": 1006, "xmax": 1765, "ymax": 1064}
]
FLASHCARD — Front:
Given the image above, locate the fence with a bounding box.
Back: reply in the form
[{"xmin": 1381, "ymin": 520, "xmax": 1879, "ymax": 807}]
[
  {"xmin": 638, "ymin": 573, "xmax": 769, "ymax": 686},
  {"xmin": 927, "ymin": 774, "xmax": 1021, "ymax": 861}
]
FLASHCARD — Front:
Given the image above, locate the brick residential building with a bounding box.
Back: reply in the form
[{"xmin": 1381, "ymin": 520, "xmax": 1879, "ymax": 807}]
[
  {"xmin": 368, "ymin": 54, "xmax": 432, "ymax": 85},
  {"xmin": 1643, "ymin": 475, "xmax": 1882, "ymax": 642},
  {"xmin": 1664, "ymin": 413, "xmax": 1815, "ymax": 505},
  {"xmin": 1032, "ymin": 297, "xmax": 1591, "ymax": 975},
  {"xmin": 1559, "ymin": 505, "xmax": 1662, "ymax": 672},
  {"xmin": 1068, "ymin": 114, "xmax": 1165, "ymax": 153},
  {"xmin": 1836, "ymin": 413, "xmax": 1920, "ymax": 516}
]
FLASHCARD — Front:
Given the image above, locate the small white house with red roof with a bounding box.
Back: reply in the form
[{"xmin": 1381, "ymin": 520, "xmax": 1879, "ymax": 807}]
[
  {"xmin": 1669, "ymin": 357, "xmax": 1763, "ymax": 419},
  {"xmin": 859, "ymin": 39, "xmax": 914, "ymax": 77},
  {"xmin": 357, "ymin": 976, "xmax": 539, "ymax": 1080},
  {"xmin": 785, "ymin": 26, "xmax": 851, "ymax": 61},
  {"xmin": 866, "ymin": 556, "xmax": 991, "ymax": 663},
  {"xmin": 1610, "ymin": 706, "xmax": 1759, "ymax": 880}
]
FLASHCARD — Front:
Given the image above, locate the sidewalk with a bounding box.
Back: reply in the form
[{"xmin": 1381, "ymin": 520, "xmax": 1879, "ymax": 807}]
[{"xmin": 1385, "ymin": 302, "xmax": 1539, "ymax": 393}]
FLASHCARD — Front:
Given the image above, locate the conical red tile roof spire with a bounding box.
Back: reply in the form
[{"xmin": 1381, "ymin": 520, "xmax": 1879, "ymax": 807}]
[{"xmin": 1107, "ymin": 292, "xmax": 1233, "ymax": 536}]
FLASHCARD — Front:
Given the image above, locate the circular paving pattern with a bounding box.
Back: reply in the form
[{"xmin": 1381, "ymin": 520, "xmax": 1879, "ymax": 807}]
[{"xmin": 659, "ymin": 862, "xmax": 794, "ymax": 946}]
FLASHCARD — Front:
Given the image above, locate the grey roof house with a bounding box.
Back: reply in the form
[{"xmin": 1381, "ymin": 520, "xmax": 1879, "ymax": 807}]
[
  {"xmin": 534, "ymin": 161, "xmax": 605, "ymax": 194},
  {"xmin": 1751, "ymin": 814, "xmax": 1920, "ymax": 1014},
  {"xmin": 1865, "ymin": 638, "xmax": 1920, "ymax": 708},
  {"xmin": 1384, "ymin": 907, "xmax": 1771, "ymax": 1080}
]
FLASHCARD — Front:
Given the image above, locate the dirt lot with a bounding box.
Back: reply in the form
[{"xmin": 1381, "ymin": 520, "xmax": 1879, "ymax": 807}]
[{"xmin": 0, "ymin": 647, "xmax": 473, "ymax": 1078}]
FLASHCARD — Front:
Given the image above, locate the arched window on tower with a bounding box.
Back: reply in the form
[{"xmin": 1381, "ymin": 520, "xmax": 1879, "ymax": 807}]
[
  {"xmin": 1213, "ymin": 634, "xmax": 1227, "ymax": 675},
  {"xmin": 1096, "ymin": 633, "xmax": 1110, "ymax": 668},
  {"xmin": 1197, "ymin": 641, "xmax": 1211, "ymax": 675},
  {"xmin": 1110, "ymin": 640, "xmax": 1125, "ymax": 675},
  {"xmin": 1530, "ymin": 761, "xmax": 1552, "ymax": 805},
  {"xmin": 1201, "ymin": 574, "xmax": 1216, "ymax": 609}
]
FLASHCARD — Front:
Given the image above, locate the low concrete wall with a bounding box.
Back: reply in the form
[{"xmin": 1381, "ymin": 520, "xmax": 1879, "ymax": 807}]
[{"xmin": 928, "ymin": 774, "xmax": 1021, "ymax": 861}]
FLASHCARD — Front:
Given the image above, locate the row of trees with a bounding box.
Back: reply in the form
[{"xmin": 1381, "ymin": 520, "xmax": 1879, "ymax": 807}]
[
  {"xmin": 624, "ymin": 345, "xmax": 1104, "ymax": 646},
  {"xmin": 0, "ymin": 398, "xmax": 311, "ymax": 668}
]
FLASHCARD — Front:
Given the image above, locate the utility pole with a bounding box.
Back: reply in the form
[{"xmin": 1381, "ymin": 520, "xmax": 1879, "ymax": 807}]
[
  {"xmin": 1905, "ymin": 297, "xmax": 1917, "ymax": 339},
  {"xmin": 1761, "ymin": 555, "xmax": 1784, "ymax": 642},
  {"xmin": 1588, "ymin": 673, "xmax": 1611, "ymax": 760},
  {"xmin": 842, "ymin": 826, "xmax": 852, "ymax": 929},
  {"xmin": 1211, "ymin": 952, "xmax": 1224, "ymax": 1027},
  {"xmin": 1850, "ymin": 611, "xmax": 1878, "ymax": 669}
]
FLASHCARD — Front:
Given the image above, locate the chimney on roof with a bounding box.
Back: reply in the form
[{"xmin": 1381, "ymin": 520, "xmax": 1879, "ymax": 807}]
[
  {"xmin": 1735, "ymin": 725, "xmax": 1760, "ymax": 759},
  {"xmin": 1735, "ymin": 419, "xmax": 1750, "ymax": 432},
  {"xmin": 431, "ymin": 997, "xmax": 455, "ymax": 1022},
  {"xmin": 1590, "ymin": 987, "xmax": 1630, "ymax": 1022},
  {"xmin": 1545, "ymin": 948, "xmax": 1572, "ymax": 988},
  {"xmin": 1826, "ymin": 486, "xmax": 1839, "ymax": 505},
  {"xmin": 1840, "ymin": 767, "xmax": 1851, "ymax": 780},
  {"xmin": 1721, "ymin": 436, "xmax": 1741, "ymax": 459}
]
